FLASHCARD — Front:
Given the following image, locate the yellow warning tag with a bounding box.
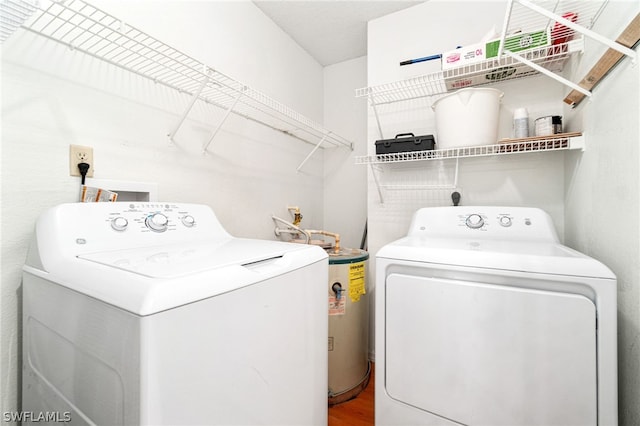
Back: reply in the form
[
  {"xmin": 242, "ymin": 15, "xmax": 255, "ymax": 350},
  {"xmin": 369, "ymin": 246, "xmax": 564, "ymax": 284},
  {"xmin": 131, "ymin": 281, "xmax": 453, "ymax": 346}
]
[{"xmin": 348, "ymin": 261, "xmax": 366, "ymax": 302}]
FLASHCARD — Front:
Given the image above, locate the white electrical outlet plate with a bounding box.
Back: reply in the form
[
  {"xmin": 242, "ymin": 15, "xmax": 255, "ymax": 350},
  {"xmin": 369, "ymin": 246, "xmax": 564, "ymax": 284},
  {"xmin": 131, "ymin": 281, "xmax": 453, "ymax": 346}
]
[{"xmin": 69, "ymin": 144, "xmax": 94, "ymax": 177}]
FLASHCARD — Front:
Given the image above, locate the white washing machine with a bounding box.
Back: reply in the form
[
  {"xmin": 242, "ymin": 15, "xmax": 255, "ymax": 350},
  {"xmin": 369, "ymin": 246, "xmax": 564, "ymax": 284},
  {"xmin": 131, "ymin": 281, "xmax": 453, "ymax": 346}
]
[
  {"xmin": 22, "ymin": 202, "xmax": 328, "ymax": 425},
  {"xmin": 375, "ymin": 206, "xmax": 617, "ymax": 426}
]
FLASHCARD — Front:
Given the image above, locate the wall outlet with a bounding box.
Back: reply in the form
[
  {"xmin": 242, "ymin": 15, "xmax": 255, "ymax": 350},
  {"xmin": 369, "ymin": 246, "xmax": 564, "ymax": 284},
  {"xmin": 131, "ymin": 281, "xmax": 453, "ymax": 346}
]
[{"xmin": 69, "ymin": 145, "xmax": 94, "ymax": 177}]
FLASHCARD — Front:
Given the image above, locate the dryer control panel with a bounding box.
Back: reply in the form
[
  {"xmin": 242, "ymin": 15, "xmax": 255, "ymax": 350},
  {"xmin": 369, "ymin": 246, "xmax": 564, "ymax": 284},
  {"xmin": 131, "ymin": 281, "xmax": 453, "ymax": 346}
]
[{"xmin": 407, "ymin": 206, "xmax": 559, "ymax": 243}]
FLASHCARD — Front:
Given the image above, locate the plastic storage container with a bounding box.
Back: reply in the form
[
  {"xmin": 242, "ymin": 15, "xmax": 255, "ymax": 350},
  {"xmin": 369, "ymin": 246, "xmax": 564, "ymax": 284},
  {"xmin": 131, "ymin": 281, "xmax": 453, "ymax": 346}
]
[
  {"xmin": 535, "ymin": 115, "xmax": 563, "ymax": 136},
  {"xmin": 432, "ymin": 88, "xmax": 503, "ymax": 148},
  {"xmin": 375, "ymin": 133, "xmax": 435, "ymax": 155},
  {"xmin": 513, "ymin": 107, "xmax": 529, "ymax": 138}
]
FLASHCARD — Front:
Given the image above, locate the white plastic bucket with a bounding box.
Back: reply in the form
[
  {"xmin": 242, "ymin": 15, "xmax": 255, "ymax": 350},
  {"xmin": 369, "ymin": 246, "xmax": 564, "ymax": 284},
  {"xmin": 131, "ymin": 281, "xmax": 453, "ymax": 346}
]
[{"xmin": 432, "ymin": 88, "xmax": 504, "ymax": 148}]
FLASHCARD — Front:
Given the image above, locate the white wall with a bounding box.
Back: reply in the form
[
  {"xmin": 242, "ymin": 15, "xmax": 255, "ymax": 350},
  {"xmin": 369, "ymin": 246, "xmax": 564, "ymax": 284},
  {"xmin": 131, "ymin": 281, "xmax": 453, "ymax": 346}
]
[
  {"xmin": 323, "ymin": 56, "xmax": 368, "ymax": 250},
  {"xmin": 563, "ymin": 2, "xmax": 640, "ymax": 424},
  {"xmin": 1, "ymin": 0, "xmax": 340, "ymax": 418}
]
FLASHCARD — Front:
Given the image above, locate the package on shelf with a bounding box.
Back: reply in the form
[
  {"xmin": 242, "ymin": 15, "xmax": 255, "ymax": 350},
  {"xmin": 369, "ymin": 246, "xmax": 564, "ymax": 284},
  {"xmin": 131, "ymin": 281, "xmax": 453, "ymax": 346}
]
[
  {"xmin": 441, "ymin": 42, "xmax": 487, "ymax": 71},
  {"xmin": 80, "ymin": 186, "xmax": 118, "ymax": 202},
  {"xmin": 442, "ymin": 28, "xmax": 551, "ymax": 71}
]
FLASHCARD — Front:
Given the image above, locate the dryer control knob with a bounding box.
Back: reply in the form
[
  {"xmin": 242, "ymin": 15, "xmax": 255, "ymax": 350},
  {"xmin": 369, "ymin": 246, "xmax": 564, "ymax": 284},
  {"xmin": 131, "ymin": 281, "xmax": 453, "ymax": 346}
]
[
  {"xmin": 111, "ymin": 216, "xmax": 128, "ymax": 231},
  {"xmin": 181, "ymin": 215, "xmax": 196, "ymax": 227},
  {"xmin": 146, "ymin": 213, "xmax": 169, "ymax": 232},
  {"xmin": 499, "ymin": 216, "xmax": 512, "ymax": 227},
  {"xmin": 465, "ymin": 214, "xmax": 484, "ymax": 229}
]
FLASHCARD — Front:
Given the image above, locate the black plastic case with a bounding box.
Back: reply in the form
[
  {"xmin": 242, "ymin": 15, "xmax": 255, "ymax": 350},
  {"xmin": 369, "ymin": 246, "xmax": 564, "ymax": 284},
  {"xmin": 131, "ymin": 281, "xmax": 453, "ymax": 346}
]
[{"xmin": 375, "ymin": 133, "xmax": 436, "ymax": 155}]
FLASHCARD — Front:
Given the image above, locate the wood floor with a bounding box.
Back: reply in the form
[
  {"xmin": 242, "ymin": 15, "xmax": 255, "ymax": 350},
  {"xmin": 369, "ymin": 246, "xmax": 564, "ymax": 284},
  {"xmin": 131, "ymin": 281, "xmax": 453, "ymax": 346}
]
[{"xmin": 328, "ymin": 364, "xmax": 374, "ymax": 426}]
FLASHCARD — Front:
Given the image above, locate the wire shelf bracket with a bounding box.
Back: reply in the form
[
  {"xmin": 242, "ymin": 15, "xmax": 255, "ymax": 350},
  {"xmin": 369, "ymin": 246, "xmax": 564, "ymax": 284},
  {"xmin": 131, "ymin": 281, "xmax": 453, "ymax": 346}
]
[
  {"xmin": 503, "ymin": 49, "xmax": 590, "ymax": 97},
  {"xmin": 202, "ymin": 88, "xmax": 245, "ymax": 154},
  {"xmin": 369, "ymin": 95, "xmax": 385, "ymax": 140},
  {"xmin": 369, "ymin": 163, "xmax": 385, "ymax": 204},
  {"xmin": 168, "ymin": 70, "xmax": 210, "ymax": 144},
  {"xmin": 296, "ymin": 132, "xmax": 329, "ymax": 172}
]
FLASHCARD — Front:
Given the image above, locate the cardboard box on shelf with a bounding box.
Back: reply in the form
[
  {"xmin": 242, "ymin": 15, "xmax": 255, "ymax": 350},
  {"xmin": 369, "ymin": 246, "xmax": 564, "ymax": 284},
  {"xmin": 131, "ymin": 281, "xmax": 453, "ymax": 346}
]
[
  {"xmin": 442, "ymin": 42, "xmax": 486, "ymax": 70},
  {"xmin": 486, "ymin": 28, "xmax": 551, "ymax": 58},
  {"xmin": 441, "ymin": 28, "xmax": 551, "ymax": 71}
]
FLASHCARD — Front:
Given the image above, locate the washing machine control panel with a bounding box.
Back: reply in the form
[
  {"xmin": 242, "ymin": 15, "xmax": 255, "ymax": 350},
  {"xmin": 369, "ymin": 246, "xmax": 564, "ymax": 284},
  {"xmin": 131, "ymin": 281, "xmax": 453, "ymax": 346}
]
[
  {"xmin": 42, "ymin": 202, "xmax": 231, "ymax": 255},
  {"xmin": 104, "ymin": 203, "xmax": 204, "ymax": 234}
]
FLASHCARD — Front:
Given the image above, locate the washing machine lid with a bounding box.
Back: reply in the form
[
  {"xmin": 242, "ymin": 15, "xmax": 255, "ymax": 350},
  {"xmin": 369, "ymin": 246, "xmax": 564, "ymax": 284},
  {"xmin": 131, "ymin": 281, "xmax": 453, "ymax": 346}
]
[
  {"xmin": 78, "ymin": 238, "xmax": 299, "ymax": 279},
  {"xmin": 377, "ymin": 236, "xmax": 615, "ymax": 279},
  {"xmin": 25, "ymin": 237, "xmax": 327, "ymax": 315}
]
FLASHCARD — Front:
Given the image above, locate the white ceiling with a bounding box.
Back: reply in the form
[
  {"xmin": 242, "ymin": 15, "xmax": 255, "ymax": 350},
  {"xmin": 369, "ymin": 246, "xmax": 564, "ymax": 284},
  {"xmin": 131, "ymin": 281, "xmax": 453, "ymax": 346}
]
[{"xmin": 253, "ymin": 1, "xmax": 424, "ymax": 66}]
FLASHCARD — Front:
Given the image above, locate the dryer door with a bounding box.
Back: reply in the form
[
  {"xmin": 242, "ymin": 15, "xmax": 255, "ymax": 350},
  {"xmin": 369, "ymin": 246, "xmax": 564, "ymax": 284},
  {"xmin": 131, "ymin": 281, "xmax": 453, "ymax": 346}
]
[{"xmin": 385, "ymin": 273, "xmax": 597, "ymax": 426}]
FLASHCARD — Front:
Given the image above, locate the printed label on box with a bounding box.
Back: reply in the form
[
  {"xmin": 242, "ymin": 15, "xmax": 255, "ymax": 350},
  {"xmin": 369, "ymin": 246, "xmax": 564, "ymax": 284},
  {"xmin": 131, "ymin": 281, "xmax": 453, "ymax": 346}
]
[
  {"xmin": 442, "ymin": 42, "xmax": 486, "ymax": 70},
  {"xmin": 486, "ymin": 29, "xmax": 550, "ymax": 58},
  {"xmin": 442, "ymin": 28, "xmax": 551, "ymax": 72}
]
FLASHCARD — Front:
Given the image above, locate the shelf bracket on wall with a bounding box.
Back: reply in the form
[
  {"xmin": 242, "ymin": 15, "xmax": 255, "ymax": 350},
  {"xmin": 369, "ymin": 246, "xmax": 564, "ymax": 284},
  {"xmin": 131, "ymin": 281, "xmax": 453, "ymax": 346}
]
[
  {"xmin": 503, "ymin": 50, "xmax": 591, "ymax": 97},
  {"xmin": 168, "ymin": 69, "xmax": 210, "ymax": 144},
  {"xmin": 369, "ymin": 95, "xmax": 384, "ymax": 140},
  {"xmin": 296, "ymin": 132, "xmax": 329, "ymax": 172},
  {"xmin": 369, "ymin": 163, "xmax": 385, "ymax": 204},
  {"xmin": 202, "ymin": 87, "xmax": 245, "ymax": 154}
]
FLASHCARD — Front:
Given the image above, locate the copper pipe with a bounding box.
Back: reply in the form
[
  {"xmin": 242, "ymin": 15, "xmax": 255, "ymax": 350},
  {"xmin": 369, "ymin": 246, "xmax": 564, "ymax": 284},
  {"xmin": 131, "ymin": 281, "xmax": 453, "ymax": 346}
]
[{"xmin": 306, "ymin": 230, "xmax": 340, "ymax": 254}]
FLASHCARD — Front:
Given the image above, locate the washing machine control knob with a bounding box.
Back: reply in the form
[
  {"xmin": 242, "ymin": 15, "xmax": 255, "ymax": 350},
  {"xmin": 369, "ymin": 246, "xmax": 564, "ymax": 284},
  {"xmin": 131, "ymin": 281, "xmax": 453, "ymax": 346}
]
[
  {"xmin": 146, "ymin": 213, "xmax": 169, "ymax": 232},
  {"xmin": 111, "ymin": 216, "xmax": 128, "ymax": 231},
  {"xmin": 181, "ymin": 215, "xmax": 196, "ymax": 227},
  {"xmin": 465, "ymin": 214, "xmax": 484, "ymax": 229}
]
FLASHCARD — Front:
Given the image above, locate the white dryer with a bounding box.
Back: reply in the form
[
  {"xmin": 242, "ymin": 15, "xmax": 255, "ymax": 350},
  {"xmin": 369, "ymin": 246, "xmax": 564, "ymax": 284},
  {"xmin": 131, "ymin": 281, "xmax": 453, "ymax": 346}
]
[
  {"xmin": 375, "ymin": 206, "xmax": 617, "ymax": 426},
  {"xmin": 22, "ymin": 202, "xmax": 328, "ymax": 425}
]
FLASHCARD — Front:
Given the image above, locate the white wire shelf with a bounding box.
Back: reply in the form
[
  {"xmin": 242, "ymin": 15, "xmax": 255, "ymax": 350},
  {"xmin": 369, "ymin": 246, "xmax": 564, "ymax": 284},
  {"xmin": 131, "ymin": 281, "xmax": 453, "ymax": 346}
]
[
  {"xmin": 0, "ymin": 0, "xmax": 353, "ymax": 152},
  {"xmin": 0, "ymin": 0, "xmax": 36, "ymax": 42},
  {"xmin": 355, "ymin": 39, "xmax": 583, "ymax": 104},
  {"xmin": 356, "ymin": 0, "xmax": 630, "ymax": 105},
  {"xmin": 502, "ymin": 0, "xmax": 608, "ymax": 43},
  {"xmin": 355, "ymin": 133, "xmax": 584, "ymax": 165}
]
